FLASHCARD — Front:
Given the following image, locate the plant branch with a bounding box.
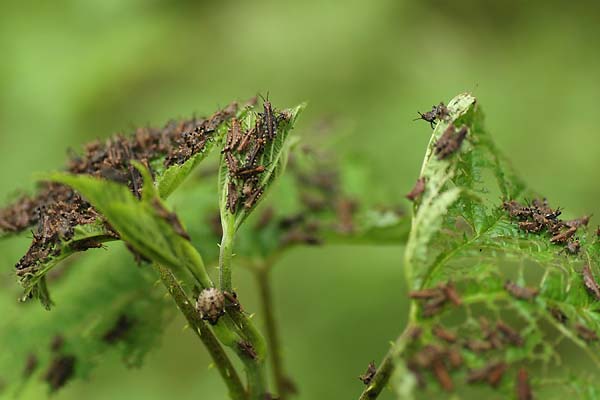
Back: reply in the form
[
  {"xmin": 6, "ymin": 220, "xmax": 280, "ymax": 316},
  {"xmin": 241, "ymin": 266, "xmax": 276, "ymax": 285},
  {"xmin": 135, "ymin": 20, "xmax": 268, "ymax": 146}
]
[
  {"xmin": 214, "ymin": 314, "xmax": 269, "ymax": 400},
  {"xmin": 217, "ymin": 222, "xmax": 268, "ymax": 399},
  {"xmin": 154, "ymin": 264, "xmax": 246, "ymax": 400},
  {"xmin": 226, "ymin": 294, "xmax": 268, "ymax": 400},
  {"xmin": 255, "ymin": 264, "xmax": 296, "ymax": 399},
  {"xmin": 177, "ymin": 224, "xmax": 268, "ymax": 398},
  {"xmin": 219, "ymin": 215, "xmax": 235, "ymax": 292},
  {"xmin": 213, "ymin": 205, "xmax": 268, "ymax": 399}
]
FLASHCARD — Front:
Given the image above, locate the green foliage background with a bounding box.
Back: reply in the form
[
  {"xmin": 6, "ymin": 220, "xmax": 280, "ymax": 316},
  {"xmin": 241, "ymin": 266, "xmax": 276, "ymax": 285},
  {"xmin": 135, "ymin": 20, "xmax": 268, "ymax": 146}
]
[{"xmin": 1, "ymin": 1, "xmax": 600, "ymax": 399}]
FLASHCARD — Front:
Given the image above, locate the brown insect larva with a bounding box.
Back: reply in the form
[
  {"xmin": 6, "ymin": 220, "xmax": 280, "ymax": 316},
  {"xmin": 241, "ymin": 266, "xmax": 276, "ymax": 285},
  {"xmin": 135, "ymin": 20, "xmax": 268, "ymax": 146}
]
[
  {"xmin": 504, "ymin": 281, "xmax": 539, "ymax": 300},
  {"xmin": 406, "ymin": 177, "xmax": 426, "ymax": 202},
  {"xmin": 358, "ymin": 361, "xmax": 377, "ymax": 385}
]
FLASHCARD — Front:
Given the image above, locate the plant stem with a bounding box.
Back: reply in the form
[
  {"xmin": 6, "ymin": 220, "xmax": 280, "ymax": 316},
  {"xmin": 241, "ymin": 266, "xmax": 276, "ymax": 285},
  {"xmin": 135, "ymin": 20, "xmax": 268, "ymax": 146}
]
[
  {"xmin": 242, "ymin": 357, "xmax": 267, "ymax": 400},
  {"xmin": 226, "ymin": 296, "xmax": 268, "ymax": 399},
  {"xmin": 255, "ymin": 265, "xmax": 295, "ymax": 399},
  {"xmin": 155, "ymin": 264, "xmax": 246, "ymax": 400},
  {"xmin": 180, "ymin": 220, "xmax": 268, "ymax": 398},
  {"xmin": 217, "ymin": 221, "xmax": 268, "ymax": 399},
  {"xmin": 215, "ymin": 315, "xmax": 269, "ymax": 400},
  {"xmin": 357, "ymin": 321, "xmax": 417, "ymax": 400},
  {"xmin": 228, "ymin": 308, "xmax": 268, "ymax": 358},
  {"xmin": 219, "ymin": 215, "xmax": 235, "ymax": 292}
]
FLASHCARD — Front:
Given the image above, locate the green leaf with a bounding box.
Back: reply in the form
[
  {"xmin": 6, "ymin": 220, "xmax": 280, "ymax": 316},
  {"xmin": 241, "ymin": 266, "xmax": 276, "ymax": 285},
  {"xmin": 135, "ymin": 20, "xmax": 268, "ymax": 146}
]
[
  {"xmin": 394, "ymin": 93, "xmax": 600, "ymax": 399},
  {"xmin": 49, "ymin": 166, "xmax": 212, "ymax": 289},
  {"xmin": 218, "ymin": 103, "xmax": 305, "ymax": 233}
]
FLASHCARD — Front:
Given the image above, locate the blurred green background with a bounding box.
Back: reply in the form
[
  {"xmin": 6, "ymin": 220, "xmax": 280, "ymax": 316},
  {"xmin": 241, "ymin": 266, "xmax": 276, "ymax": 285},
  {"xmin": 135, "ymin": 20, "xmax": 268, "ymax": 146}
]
[{"xmin": 1, "ymin": 1, "xmax": 600, "ymax": 399}]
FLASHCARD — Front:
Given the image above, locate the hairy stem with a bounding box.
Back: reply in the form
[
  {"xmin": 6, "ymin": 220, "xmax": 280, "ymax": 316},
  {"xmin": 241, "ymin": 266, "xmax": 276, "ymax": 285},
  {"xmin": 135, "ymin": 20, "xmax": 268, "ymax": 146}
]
[
  {"xmin": 243, "ymin": 358, "xmax": 267, "ymax": 400},
  {"xmin": 219, "ymin": 215, "xmax": 235, "ymax": 292},
  {"xmin": 227, "ymin": 296, "xmax": 268, "ymax": 399},
  {"xmin": 214, "ymin": 315, "xmax": 269, "ymax": 400},
  {"xmin": 154, "ymin": 264, "xmax": 246, "ymax": 400},
  {"xmin": 255, "ymin": 266, "xmax": 295, "ymax": 399},
  {"xmin": 217, "ymin": 221, "xmax": 268, "ymax": 399},
  {"xmin": 181, "ymin": 222, "xmax": 268, "ymax": 398},
  {"xmin": 229, "ymin": 308, "xmax": 268, "ymax": 359}
]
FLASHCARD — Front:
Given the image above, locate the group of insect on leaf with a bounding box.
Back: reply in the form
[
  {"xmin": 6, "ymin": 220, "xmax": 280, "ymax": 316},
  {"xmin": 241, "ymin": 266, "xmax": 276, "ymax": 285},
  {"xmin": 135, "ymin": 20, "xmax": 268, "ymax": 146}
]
[
  {"xmin": 383, "ymin": 99, "xmax": 600, "ymax": 400},
  {"xmin": 222, "ymin": 98, "xmax": 288, "ymax": 214}
]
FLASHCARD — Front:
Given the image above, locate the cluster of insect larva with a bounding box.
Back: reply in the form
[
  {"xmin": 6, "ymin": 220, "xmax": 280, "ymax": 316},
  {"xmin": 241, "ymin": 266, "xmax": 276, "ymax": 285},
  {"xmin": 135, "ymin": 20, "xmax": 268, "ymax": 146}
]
[
  {"xmin": 70, "ymin": 101, "xmax": 239, "ymax": 196},
  {"xmin": 402, "ymin": 314, "xmax": 531, "ymax": 396},
  {"xmin": 14, "ymin": 183, "xmax": 103, "ymax": 277},
  {"xmin": 165, "ymin": 102, "xmax": 239, "ymax": 168},
  {"xmin": 503, "ymin": 198, "xmax": 590, "ymax": 255},
  {"xmin": 404, "ymin": 270, "xmax": 600, "ymax": 396},
  {"xmin": 1, "ymin": 102, "xmax": 243, "ymax": 276},
  {"xmin": 405, "ymin": 327, "xmax": 523, "ymax": 393},
  {"xmin": 405, "ymin": 279, "xmax": 535, "ymax": 395},
  {"xmin": 223, "ymin": 99, "xmax": 289, "ymax": 214}
]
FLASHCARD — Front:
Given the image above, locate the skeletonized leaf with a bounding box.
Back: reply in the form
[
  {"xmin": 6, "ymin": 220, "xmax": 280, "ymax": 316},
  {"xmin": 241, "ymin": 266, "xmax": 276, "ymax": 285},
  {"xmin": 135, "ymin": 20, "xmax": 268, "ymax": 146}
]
[{"xmin": 394, "ymin": 93, "xmax": 600, "ymax": 399}]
